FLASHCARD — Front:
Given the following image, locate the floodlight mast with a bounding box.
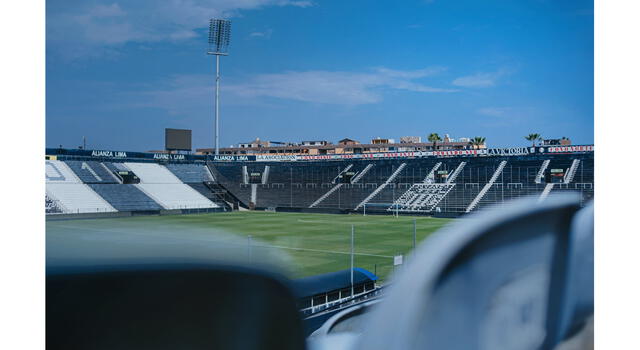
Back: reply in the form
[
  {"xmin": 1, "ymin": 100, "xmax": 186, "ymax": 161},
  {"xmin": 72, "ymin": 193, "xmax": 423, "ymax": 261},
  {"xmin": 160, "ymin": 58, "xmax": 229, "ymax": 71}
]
[{"xmin": 207, "ymin": 19, "xmax": 231, "ymax": 156}]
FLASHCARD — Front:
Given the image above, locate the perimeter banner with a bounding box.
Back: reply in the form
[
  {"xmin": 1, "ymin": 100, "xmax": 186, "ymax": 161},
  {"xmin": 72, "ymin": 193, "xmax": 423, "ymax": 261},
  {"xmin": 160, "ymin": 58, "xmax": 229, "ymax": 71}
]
[{"xmin": 256, "ymin": 155, "xmax": 298, "ymax": 162}]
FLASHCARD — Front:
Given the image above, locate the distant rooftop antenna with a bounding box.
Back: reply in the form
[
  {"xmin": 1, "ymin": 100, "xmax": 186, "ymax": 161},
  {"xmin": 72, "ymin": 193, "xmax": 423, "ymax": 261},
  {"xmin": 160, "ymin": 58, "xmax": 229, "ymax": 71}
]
[{"xmin": 207, "ymin": 19, "xmax": 232, "ymax": 156}]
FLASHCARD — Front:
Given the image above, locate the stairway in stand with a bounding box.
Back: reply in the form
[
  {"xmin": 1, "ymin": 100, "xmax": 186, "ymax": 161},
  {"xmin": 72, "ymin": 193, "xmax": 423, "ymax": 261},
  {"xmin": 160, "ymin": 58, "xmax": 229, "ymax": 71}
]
[
  {"xmin": 355, "ymin": 163, "xmax": 406, "ymax": 210},
  {"xmin": 465, "ymin": 160, "xmax": 507, "ymax": 213},
  {"xmin": 387, "ymin": 161, "xmax": 466, "ymax": 213}
]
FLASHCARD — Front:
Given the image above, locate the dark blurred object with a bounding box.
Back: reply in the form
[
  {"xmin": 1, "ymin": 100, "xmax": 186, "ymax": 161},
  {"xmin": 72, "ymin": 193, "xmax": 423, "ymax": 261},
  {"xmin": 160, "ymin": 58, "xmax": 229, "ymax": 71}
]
[
  {"xmin": 47, "ymin": 263, "xmax": 305, "ymax": 350},
  {"xmin": 354, "ymin": 194, "xmax": 587, "ymax": 350},
  {"xmin": 557, "ymin": 203, "xmax": 594, "ymax": 343}
]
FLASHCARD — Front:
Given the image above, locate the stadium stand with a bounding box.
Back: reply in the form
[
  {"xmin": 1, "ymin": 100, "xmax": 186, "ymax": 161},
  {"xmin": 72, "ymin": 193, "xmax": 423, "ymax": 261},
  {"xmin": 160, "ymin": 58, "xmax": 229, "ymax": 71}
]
[
  {"xmin": 201, "ymin": 151, "xmax": 593, "ymax": 215},
  {"xmin": 45, "ymin": 147, "xmax": 593, "ymax": 216},
  {"xmin": 45, "ymin": 194, "xmax": 64, "ymax": 214},
  {"xmin": 164, "ymin": 163, "xmax": 229, "ymax": 208},
  {"xmin": 45, "ymin": 160, "xmax": 117, "ymax": 214},
  {"xmin": 123, "ymin": 162, "xmax": 219, "ymax": 210},
  {"xmin": 88, "ymin": 184, "xmax": 164, "ymax": 212},
  {"xmin": 165, "ymin": 163, "xmax": 214, "ymax": 183},
  {"xmin": 103, "ymin": 161, "xmax": 130, "ymax": 173},
  {"xmin": 63, "ymin": 160, "xmax": 119, "ymax": 184}
]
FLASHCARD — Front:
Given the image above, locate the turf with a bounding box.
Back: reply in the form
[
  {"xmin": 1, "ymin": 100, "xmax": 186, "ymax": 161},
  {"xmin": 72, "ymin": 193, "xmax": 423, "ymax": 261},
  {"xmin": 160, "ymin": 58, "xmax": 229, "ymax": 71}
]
[{"xmin": 47, "ymin": 211, "xmax": 453, "ymax": 282}]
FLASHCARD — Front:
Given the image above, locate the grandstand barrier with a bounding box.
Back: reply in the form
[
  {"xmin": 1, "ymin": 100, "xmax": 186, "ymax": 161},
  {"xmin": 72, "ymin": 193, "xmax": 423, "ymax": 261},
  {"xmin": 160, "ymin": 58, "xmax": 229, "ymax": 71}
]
[{"xmin": 46, "ymin": 206, "xmax": 227, "ymax": 221}]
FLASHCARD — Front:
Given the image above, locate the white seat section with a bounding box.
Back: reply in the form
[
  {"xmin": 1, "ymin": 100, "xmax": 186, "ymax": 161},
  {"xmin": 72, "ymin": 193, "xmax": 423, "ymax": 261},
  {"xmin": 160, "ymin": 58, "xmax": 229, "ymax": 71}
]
[
  {"xmin": 124, "ymin": 162, "xmax": 182, "ymax": 184},
  {"xmin": 46, "ymin": 160, "xmax": 81, "ymax": 183},
  {"xmin": 46, "ymin": 183, "xmax": 117, "ymax": 213},
  {"xmin": 137, "ymin": 183, "xmax": 219, "ymax": 209},
  {"xmin": 124, "ymin": 162, "xmax": 218, "ymax": 209}
]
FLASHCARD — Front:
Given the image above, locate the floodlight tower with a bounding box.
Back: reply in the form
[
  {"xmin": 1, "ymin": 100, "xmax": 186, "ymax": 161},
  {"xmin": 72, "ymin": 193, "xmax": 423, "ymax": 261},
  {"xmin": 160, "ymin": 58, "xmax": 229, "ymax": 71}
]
[{"xmin": 207, "ymin": 19, "xmax": 231, "ymax": 155}]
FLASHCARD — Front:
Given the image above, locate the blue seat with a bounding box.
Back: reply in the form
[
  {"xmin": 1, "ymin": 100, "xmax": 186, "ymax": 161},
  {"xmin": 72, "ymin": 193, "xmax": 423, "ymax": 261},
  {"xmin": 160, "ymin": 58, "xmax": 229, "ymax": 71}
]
[
  {"xmin": 63, "ymin": 160, "xmax": 118, "ymax": 184},
  {"xmin": 88, "ymin": 184, "xmax": 163, "ymax": 211}
]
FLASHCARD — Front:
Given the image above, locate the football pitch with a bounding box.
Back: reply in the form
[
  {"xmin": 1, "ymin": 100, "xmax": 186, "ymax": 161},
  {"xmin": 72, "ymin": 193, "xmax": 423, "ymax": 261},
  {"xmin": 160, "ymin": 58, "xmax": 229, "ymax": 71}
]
[{"xmin": 47, "ymin": 211, "xmax": 454, "ymax": 282}]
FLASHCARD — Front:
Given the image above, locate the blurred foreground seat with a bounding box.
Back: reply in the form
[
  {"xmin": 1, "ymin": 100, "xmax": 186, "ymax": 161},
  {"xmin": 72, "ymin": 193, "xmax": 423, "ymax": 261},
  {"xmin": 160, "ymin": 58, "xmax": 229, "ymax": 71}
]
[
  {"xmin": 310, "ymin": 194, "xmax": 593, "ymax": 350},
  {"xmin": 47, "ymin": 262, "xmax": 305, "ymax": 350}
]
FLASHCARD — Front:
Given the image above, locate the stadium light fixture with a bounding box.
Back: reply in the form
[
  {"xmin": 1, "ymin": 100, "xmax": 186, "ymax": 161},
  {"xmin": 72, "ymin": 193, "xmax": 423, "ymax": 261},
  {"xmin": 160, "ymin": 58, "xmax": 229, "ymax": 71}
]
[{"xmin": 207, "ymin": 19, "xmax": 232, "ymax": 156}]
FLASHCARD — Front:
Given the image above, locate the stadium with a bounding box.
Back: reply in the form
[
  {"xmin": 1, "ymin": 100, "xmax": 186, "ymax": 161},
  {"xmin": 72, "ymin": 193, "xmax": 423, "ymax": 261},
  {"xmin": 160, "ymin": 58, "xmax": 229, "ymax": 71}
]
[
  {"xmin": 46, "ymin": 142, "xmax": 594, "ymax": 344},
  {"xmin": 42, "ymin": 2, "xmax": 595, "ymax": 349}
]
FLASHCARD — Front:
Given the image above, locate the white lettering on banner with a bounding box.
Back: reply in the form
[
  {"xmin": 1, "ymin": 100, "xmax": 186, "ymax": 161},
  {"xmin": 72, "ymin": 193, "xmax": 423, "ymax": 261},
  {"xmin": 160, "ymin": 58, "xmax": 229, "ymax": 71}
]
[
  {"xmin": 212, "ymin": 155, "xmax": 249, "ymax": 161},
  {"xmin": 256, "ymin": 155, "xmax": 297, "ymax": 162},
  {"xmin": 291, "ymin": 145, "xmax": 592, "ymax": 162},
  {"xmin": 547, "ymin": 145, "xmax": 594, "ymax": 153},
  {"xmin": 153, "ymin": 153, "xmax": 186, "ymax": 160},
  {"xmin": 487, "ymin": 147, "xmax": 530, "ymax": 156},
  {"xmin": 91, "ymin": 150, "xmax": 127, "ymax": 158},
  {"xmin": 430, "ymin": 150, "xmax": 485, "ymax": 157}
]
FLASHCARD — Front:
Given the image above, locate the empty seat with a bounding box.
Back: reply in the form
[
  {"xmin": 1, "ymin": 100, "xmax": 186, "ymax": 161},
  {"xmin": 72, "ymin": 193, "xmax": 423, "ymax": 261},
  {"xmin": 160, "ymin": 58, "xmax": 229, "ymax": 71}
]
[
  {"xmin": 46, "ymin": 183, "xmax": 116, "ymax": 214},
  {"xmin": 63, "ymin": 160, "xmax": 119, "ymax": 184},
  {"xmin": 124, "ymin": 162, "xmax": 182, "ymax": 184},
  {"xmin": 136, "ymin": 183, "xmax": 218, "ymax": 210},
  {"xmin": 165, "ymin": 163, "xmax": 213, "ymax": 183},
  {"xmin": 46, "ymin": 160, "xmax": 116, "ymax": 213},
  {"xmin": 46, "ymin": 160, "xmax": 81, "ymax": 184},
  {"xmin": 88, "ymin": 184, "xmax": 164, "ymax": 211}
]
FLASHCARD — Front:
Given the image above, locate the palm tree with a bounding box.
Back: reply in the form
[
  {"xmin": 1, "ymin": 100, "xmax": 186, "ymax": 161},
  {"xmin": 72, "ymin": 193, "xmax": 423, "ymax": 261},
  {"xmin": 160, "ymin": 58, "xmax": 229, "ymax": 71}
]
[
  {"xmin": 428, "ymin": 133, "xmax": 442, "ymax": 151},
  {"xmin": 525, "ymin": 133, "xmax": 541, "ymax": 147},
  {"xmin": 468, "ymin": 136, "xmax": 486, "ymax": 149}
]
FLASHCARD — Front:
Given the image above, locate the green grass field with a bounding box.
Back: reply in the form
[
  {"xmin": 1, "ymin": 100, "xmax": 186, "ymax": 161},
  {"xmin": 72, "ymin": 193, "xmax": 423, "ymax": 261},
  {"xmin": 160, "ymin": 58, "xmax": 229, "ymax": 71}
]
[{"xmin": 47, "ymin": 211, "xmax": 453, "ymax": 282}]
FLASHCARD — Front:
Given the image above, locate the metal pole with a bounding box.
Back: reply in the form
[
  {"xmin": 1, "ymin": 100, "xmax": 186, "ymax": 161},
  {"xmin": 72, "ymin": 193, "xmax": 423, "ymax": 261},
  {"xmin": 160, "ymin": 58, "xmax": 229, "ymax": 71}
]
[
  {"xmin": 363, "ymin": 203, "xmax": 366, "ymax": 216},
  {"xmin": 413, "ymin": 218, "xmax": 417, "ymax": 250},
  {"xmin": 351, "ymin": 224, "xmax": 354, "ymax": 297},
  {"xmin": 215, "ymin": 55, "xmax": 220, "ymax": 155},
  {"xmin": 247, "ymin": 234, "xmax": 252, "ymax": 264}
]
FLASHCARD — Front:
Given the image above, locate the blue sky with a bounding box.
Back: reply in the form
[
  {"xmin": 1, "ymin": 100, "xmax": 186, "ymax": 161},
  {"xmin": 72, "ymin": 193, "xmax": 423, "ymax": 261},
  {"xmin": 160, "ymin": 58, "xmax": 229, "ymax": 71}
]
[{"xmin": 46, "ymin": 0, "xmax": 594, "ymax": 151}]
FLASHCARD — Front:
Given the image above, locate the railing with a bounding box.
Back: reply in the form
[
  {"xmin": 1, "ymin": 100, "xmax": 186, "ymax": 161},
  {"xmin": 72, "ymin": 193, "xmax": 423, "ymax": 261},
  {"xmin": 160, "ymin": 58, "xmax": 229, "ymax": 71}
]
[
  {"xmin": 310, "ymin": 163, "xmax": 370, "ymax": 208},
  {"xmin": 351, "ymin": 164, "xmax": 374, "ymax": 183},
  {"xmin": 423, "ymin": 162, "xmax": 442, "ymax": 183},
  {"xmin": 539, "ymin": 183, "xmax": 555, "ymax": 202},
  {"xmin": 355, "ymin": 163, "xmax": 406, "ymax": 210},
  {"xmin": 446, "ymin": 161, "xmax": 467, "ymax": 183},
  {"xmin": 388, "ymin": 183, "xmax": 456, "ymax": 213},
  {"xmin": 300, "ymin": 286, "xmax": 386, "ymax": 317},
  {"xmin": 535, "ymin": 159, "xmax": 550, "ymax": 184},
  {"xmin": 261, "ymin": 165, "xmax": 270, "ymax": 184},
  {"xmin": 465, "ymin": 160, "xmax": 507, "ymax": 213},
  {"xmin": 331, "ymin": 164, "xmax": 353, "ymax": 184},
  {"xmin": 564, "ymin": 159, "xmax": 581, "ymax": 184},
  {"xmin": 309, "ymin": 184, "xmax": 343, "ymax": 208}
]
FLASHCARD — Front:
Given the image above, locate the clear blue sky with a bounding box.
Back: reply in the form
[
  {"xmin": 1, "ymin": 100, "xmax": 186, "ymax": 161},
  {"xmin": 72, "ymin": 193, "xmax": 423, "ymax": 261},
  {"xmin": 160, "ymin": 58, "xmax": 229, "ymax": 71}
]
[{"xmin": 46, "ymin": 0, "xmax": 593, "ymax": 151}]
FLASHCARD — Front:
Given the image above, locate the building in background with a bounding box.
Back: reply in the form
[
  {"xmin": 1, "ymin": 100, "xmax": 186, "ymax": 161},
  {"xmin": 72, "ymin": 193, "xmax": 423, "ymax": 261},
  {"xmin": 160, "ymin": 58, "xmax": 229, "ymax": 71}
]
[
  {"xmin": 400, "ymin": 136, "xmax": 422, "ymax": 144},
  {"xmin": 196, "ymin": 135, "xmax": 482, "ymax": 156},
  {"xmin": 338, "ymin": 138, "xmax": 360, "ymax": 146},
  {"xmin": 543, "ymin": 137, "xmax": 572, "ymax": 146}
]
